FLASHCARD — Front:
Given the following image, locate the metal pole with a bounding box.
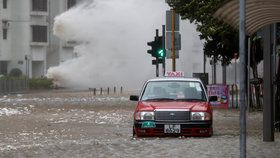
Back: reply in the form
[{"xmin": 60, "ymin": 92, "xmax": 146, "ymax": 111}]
[
  {"xmin": 211, "ymin": 59, "xmax": 214, "ymax": 84},
  {"xmin": 235, "ymin": 57, "xmax": 237, "ymax": 87},
  {"xmin": 263, "ymin": 25, "xmax": 274, "ymax": 141},
  {"xmin": 162, "ymin": 25, "xmax": 166, "ymax": 76},
  {"xmin": 273, "ymin": 23, "xmax": 277, "ymax": 127},
  {"xmin": 222, "ymin": 63, "xmax": 226, "ymax": 84},
  {"xmin": 239, "ymin": 0, "xmax": 247, "ymax": 157},
  {"xmin": 25, "ymin": 56, "xmax": 28, "ymax": 76},
  {"xmin": 213, "ymin": 57, "xmax": 216, "ymax": 84},
  {"xmin": 234, "ymin": 53, "xmax": 239, "ymax": 108},
  {"xmin": 156, "ymin": 29, "xmax": 159, "ymax": 77},
  {"xmin": 203, "ymin": 53, "xmax": 206, "ymax": 73},
  {"xmin": 232, "ymin": 85, "xmax": 234, "ymax": 108},
  {"xmin": 248, "ymin": 38, "xmax": 251, "ymax": 111},
  {"xmin": 156, "ymin": 58, "xmax": 159, "ymax": 77},
  {"xmin": 171, "ymin": 9, "xmax": 176, "ymax": 71},
  {"xmin": 235, "ymin": 54, "xmax": 237, "ymax": 108}
]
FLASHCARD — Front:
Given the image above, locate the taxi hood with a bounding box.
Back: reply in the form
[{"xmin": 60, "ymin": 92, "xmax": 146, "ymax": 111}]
[{"xmin": 137, "ymin": 101, "xmax": 209, "ymax": 112}]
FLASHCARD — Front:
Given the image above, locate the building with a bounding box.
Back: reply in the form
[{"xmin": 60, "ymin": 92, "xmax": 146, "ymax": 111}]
[{"xmin": 0, "ymin": 0, "xmax": 78, "ymax": 78}]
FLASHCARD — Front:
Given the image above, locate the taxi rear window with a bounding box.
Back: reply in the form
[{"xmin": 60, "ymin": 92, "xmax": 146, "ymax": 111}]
[{"xmin": 141, "ymin": 81, "xmax": 207, "ymax": 101}]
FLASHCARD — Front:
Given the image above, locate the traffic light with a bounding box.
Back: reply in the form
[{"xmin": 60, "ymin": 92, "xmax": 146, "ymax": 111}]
[
  {"xmin": 147, "ymin": 40, "xmax": 156, "ymax": 56},
  {"xmin": 147, "ymin": 36, "xmax": 165, "ymax": 58},
  {"xmin": 154, "ymin": 36, "xmax": 165, "ymax": 58},
  {"xmin": 148, "ymin": 28, "xmax": 166, "ymax": 77}
]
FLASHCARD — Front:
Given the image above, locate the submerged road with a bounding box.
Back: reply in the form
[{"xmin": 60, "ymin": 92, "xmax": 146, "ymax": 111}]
[{"xmin": 0, "ymin": 90, "xmax": 279, "ymax": 158}]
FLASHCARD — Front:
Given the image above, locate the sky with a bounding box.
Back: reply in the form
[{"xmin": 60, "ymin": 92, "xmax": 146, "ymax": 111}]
[{"xmin": 47, "ymin": 0, "xmax": 206, "ymax": 91}]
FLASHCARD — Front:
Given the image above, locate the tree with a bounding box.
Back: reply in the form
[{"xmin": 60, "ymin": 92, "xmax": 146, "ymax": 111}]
[{"xmin": 167, "ymin": 0, "xmax": 239, "ymax": 64}]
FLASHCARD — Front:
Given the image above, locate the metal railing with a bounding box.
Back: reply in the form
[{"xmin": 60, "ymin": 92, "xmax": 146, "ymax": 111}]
[
  {"xmin": 88, "ymin": 86, "xmax": 123, "ymax": 95},
  {"xmin": 0, "ymin": 78, "xmax": 29, "ymax": 94}
]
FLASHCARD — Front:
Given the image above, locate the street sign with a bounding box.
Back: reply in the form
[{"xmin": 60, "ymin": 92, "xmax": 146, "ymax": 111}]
[
  {"xmin": 166, "ymin": 10, "xmax": 180, "ymax": 31},
  {"xmin": 207, "ymin": 84, "xmax": 229, "ymax": 109},
  {"xmin": 166, "ymin": 50, "xmax": 179, "ymax": 59},
  {"xmin": 165, "ymin": 71, "xmax": 184, "ymax": 77},
  {"xmin": 166, "ymin": 32, "xmax": 181, "ymax": 50}
]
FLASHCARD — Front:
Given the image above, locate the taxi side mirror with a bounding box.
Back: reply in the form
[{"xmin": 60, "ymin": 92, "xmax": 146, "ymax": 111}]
[
  {"xmin": 209, "ymin": 96, "xmax": 218, "ymax": 102},
  {"xmin": 130, "ymin": 95, "xmax": 139, "ymax": 101}
]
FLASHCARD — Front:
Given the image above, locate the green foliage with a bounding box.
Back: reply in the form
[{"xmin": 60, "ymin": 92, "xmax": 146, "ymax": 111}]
[
  {"xmin": 167, "ymin": 0, "xmax": 239, "ymax": 65},
  {"xmin": 29, "ymin": 77, "xmax": 53, "ymax": 89}
]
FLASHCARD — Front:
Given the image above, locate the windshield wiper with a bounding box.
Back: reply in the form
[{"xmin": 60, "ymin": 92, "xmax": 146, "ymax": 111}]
[
  {"xmin": 175, "ymin": 98, "xmax": 206, "ymax": 102},
  {"xmin": 142, "ymin": 98, "xmax": 176, "ymax": 101}
]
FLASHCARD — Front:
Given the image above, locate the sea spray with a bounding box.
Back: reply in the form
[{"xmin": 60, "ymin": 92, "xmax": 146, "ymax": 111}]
[{"xmin": 47, "ymin": 0, "xmax": 203, "ymax": 90}]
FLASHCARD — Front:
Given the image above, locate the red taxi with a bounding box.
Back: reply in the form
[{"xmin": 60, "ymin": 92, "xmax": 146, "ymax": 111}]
[{"xmin": 130, "ymin": 75, "xmax": 216, "ymax": 137}]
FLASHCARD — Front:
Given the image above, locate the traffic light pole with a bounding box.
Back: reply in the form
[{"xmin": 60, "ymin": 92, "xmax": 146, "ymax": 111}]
[
  {"xmin": 156, "ymin": 58, "xmax": 159, "ymax": 77},
  {"xmin": 162, "ymin": 25, "xmax": 166, "ymax": 76},
  {"xmin": 156, "ymin": 29, "xmax": 159, "ymax": 77}
]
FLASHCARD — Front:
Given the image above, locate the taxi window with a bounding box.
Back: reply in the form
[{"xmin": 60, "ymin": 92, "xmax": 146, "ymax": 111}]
[{"xmin": 141, "ymin": 81, "xmax": 207, "ymax": 101}]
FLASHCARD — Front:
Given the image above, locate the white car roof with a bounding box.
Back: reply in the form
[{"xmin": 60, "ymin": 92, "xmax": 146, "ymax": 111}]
[{"xmin": 147, "ymin": 77, "xmax": 202, "ymax": 82}]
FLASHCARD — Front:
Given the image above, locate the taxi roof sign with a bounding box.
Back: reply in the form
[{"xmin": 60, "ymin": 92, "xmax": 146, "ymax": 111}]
[{"xmin": 165, "ymin": 71, "xmax": 184, "ymax": 77}]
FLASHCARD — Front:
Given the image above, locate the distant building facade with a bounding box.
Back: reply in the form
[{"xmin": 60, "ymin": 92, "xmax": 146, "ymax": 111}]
[{"xmin": 0, "ymin": 0, "xmax": 79, "ymax": 78}]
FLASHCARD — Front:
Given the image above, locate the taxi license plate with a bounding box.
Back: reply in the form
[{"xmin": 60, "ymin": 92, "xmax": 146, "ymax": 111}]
[{"xmin": 164, "ymin": 124, "xmax": 181, "ymax": 134}]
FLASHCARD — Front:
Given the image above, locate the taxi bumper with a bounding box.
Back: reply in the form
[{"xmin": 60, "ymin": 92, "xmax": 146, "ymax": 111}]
[{"xmin": 134, "ymin": 121, "xmax": 212, "ymax": 137}]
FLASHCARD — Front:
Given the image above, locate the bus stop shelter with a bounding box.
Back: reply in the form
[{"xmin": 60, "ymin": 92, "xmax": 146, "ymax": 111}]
[{"xmin": 214, "ymin": 0, "xmax": 280, "ymax": 142}]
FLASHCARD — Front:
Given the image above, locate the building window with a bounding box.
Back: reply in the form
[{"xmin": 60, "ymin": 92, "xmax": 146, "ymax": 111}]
[
  {"xmin": 3, "ymin": 0, "xmax": 7, "ymax": 9},
  {"xmin": 67, "ymin": 0, "xmax": 76, "ymax": 9},
  {"xmin": 32, "ymin": 0, "xmax": 47, "ymax": 12},
  {"xmin": 3, "ymin": 29, "xmax": 7, "ymax": 40},
  {"xmin": 32, "ymin": 25, "xmax": 47, "ymax": 42},
  {"xmin": 2, "ymin": 20, "xmax": 9, "ymax": 40},
  {"xmin": 0, "ymin": 61, "xmax": 8, "ymax": 75}
]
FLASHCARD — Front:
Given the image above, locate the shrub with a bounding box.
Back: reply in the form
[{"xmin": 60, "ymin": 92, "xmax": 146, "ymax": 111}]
[
  {"xmin": 9, "ymin": 68, "xmax": 22, "ymax": 77},
  {"xmin": 29, "ymin": 77, "xmax": 53, "ymax": 89}
]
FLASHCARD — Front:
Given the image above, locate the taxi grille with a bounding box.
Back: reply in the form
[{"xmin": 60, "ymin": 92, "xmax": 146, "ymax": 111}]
[{"xmin": 155, "ymin": 110, "xmax": 190, "ymax": 121}]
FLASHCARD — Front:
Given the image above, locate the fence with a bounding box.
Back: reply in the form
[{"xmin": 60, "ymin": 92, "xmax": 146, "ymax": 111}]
[
  {"xmin": 227, "ymin": 83, "xmax": 264, "ymax": 109},
  {"xmin": 0, "ymin": 78, "xmax": 29, "ymax": 94},
  {"xmin": 88, "ymin": 86, "xmax": 123, "ymax": 95}
]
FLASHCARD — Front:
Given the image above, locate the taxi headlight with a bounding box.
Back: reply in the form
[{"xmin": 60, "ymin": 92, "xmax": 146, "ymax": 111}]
[
  {"xmin": 191, "ymin": 112, "xmax": 211, "ymax": 120},
  {"xmin": 135, "ymin": 111, "xmax": 154, "ymax": 120}
]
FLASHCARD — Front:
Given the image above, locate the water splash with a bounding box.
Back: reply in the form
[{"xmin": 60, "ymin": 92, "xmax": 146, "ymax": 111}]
[{"xmin": 47, "ymin": 0, "xmax": 203, "ymax": 90}]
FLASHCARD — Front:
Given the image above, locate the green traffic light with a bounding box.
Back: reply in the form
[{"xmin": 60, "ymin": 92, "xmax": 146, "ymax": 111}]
[{"xmin": 158, "ymin": 49, "xmax": 164, "ymax": 57}]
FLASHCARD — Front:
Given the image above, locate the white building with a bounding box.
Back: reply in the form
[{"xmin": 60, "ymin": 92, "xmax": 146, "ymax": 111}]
[{"xmin": 0, "ymin": 0, "xmax": 78, "ymax": 78}]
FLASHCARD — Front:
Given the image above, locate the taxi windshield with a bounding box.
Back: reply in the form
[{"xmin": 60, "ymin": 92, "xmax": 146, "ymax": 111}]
[{"xmin": 141, "ymin": 81, "xmax": 207, "ymax": 101}]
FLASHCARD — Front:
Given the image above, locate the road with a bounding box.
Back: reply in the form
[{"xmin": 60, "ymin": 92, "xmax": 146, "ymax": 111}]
[{"xmin": 0, "ymin": 90, "xmax": 279, "ymax": 158}]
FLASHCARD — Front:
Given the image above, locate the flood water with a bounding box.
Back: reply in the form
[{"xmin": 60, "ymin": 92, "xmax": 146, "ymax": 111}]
[{"xmin": 0, "ymin": 90, "xmax": 279, "ymax": 158}]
